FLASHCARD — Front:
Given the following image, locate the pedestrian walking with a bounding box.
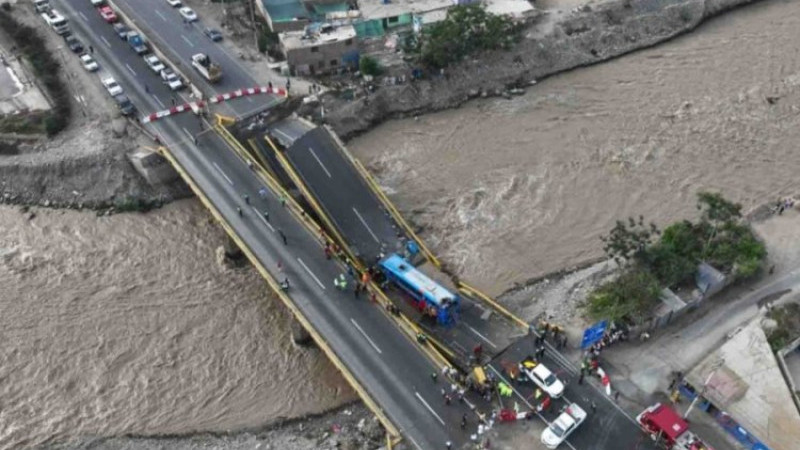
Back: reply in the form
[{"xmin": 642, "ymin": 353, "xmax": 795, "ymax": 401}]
[
  {"xmin": 591, "ymin": 401, "xmax": 597, "ymax": 413},
  {"xmin": 279, "ymin": 194, "xmax": 287, "ymax": 207},
  {"xmin": 89, "ymin": 45, "xmax": 94, "ymax": 54},
  {"xmin": 614, "ymin": 391, "xmax": 620, "ymax": 402},
  {"xmin": 171, "ymin": 97, "xmax": 176, "ymax": 106},
  {"xmin": 278, "ymin": 229, "xmax": 287, "ymax": 245},
  {"xmin": 446, "ymin": 441, "xmax": 452, "ymax": 450},
  {"xmin": 262, "ymin": 210, "xmax": 270, "ymax": 222},
  {"xmin": 441, "ymin": 388, "xmax": 447, "ymax": 398},
  {"xmin": 431, "ymin": 372, "xmax": 438, "ymax": 383},
  {"xmin": 244, "ymin": 194, "xmax": 250, "ymax": 204},
  {"xmin": 460, "ymin": 414, "xmax": 467, "ymax": 429},
  {"xmin": 144, "ymin": 84, "xmax": 150, "ymax": 93},
  {"xmin": 444, "ymin": 394, "xmax": 451, "ymax": 405},
  {"xmin": 578, "ymin": 371, "xmax": 584, "ymax": 385}
]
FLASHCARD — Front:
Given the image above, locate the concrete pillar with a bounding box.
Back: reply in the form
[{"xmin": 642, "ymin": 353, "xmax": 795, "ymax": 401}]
[{"xmin": 290, "ymin": 317, "xmax": 314, "ymax": 347}]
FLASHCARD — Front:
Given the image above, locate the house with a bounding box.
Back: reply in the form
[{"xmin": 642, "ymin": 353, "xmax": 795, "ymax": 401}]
[
  {"xmin": 257, "ymin": 0, "xmax": 310, "ymax": 32},
  {"xmin": 280, "ymin": 24, "xmax": 359, "ymax": 75}
]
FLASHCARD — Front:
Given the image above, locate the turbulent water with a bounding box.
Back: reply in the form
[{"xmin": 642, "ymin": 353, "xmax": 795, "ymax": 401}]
[
  {"xmin": 0, "ymin": 201, "xmax": 354, "ymax": 449},
  {"xmin": 350, "ymin": 0, "xmax": 800, "ymax": 296}
]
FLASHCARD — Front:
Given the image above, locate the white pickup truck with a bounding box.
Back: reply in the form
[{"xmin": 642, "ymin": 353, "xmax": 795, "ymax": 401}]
[
  {"xmin": 541, "ymin": 403, "xmax": 587, "ymax": 448},
  {"xmin": 191, "ymin": 53, "xmax": 221, "ymax": 83}
]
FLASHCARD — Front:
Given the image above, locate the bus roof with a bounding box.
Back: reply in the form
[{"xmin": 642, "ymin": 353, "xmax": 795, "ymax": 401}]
[{"xmin": 380, "ymin": 254, "xmax": 454, "ymax": 306}]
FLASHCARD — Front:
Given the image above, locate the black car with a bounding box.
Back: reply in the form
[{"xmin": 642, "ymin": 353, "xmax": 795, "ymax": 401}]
[
  {"xmin": 63, "ymin": 33, "xmax": 84, "ymax": 53},
  {"xmin": 203, "ymin": 28, "xmax": 222, "ymax": 42},
  {"xmin": 113, "ymin": 94, "xmax": 135, "ymax": 116},
  {"xmin": 112, "ymin": 22, "xmax": 130, "ymax": 40}
]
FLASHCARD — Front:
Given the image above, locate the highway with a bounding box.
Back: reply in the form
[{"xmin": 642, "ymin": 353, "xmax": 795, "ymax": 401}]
[{"xmin": 52, "ymin": 1, "xmax": 474, "ymax": 448}]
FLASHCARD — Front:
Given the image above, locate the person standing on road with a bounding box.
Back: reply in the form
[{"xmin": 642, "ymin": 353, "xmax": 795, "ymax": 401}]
[
  {"xmin": 89, "ymin": 45, "xmax": 94, "ymax": 54},
  {"xmin": 461, "ymin": 414, "xmax": 467, "ymax": 429},
  {"xmin": 578, "ymin": 371, "xmax": 584, "ymax": 385},
  {"xmin": 244, "ymin": 194, "xmax": 250, "ymax": 204},
  {"xmin": 262, "ymin": 210, "xmax": 270, "ymax": 222},
  {"xmin": 236, "ymin": 206, "xmax": 242, "ymax": 217}
]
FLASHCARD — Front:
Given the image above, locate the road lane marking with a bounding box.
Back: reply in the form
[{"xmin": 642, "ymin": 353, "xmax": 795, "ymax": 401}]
[
  {"xmin": 212, "ymin": 162, "xmax": 233, "ymax": 185},
  {"xmin": 308, "ymin": 147, "xmax": 332, "ymax": 178},
  {"xmin": 467, "ymin": 325, "xmax": 498, "ymax": 348},
  {"xmin": 100, "ymin": 36, "xmax": 111, "ymax": 48},
  {"xmin": 181, "ymin": 35, "xmax": 194, "ymax": 47},
  {"xmin": 155, "ymin": 10, "xmax": 167, "ymax": 21},
  {"xmin": 351, "ymin": 319, "xmax": 382, "ymax": 354},
  {"xmin": 151, "ymin": 94, "xmax": 165, "ymax": 108},
  {"xmin": 252, "ymin": 206, "xmax": 274, "ymax": 231},
  {"xmin": 78, "ymin": 11, "xmax": 88, "ymax": 22},
  {"xmin": 298, "ymin": 258, "xmax": 325, "ymax": 290},
  {"xmin": 271, "ymin": 128, "xmax": 293, "ymax": 143},
  {"xmin": 414, "ymin": 392, "xmax": 445, "ymax": 426},
  {"xmin": 125, "ymin": 63, "xmax": 137, "ymax": 76},
  {"xmin": 352, "ymin": 207, "xmax": 380, "ymax": 244}
]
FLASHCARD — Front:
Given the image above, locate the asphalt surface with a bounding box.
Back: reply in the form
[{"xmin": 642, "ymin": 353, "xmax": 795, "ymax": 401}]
[
  {"xmin": 280, "ymin": 126, "xmax": 405, "ymax": 263},
  {"xmin": 488, "ymin": 335, "xmax": 659, "ymax": 450},
  {"xmin": 51, "ymin": 1, "xmax": 474, "ymax": 448}
]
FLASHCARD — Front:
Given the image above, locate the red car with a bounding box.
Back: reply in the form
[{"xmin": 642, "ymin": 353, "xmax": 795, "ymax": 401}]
[{"xmin": 98, "ymin": 6, "xmax": 117, "ymax": 23}]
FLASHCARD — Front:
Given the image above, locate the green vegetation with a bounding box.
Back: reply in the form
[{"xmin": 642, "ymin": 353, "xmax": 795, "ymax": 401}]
[
  {"xmin": 584, "ymin": 192, "xmax": 767, "ymax": 323},
  {"xmin": 766, "ymin": 303, "xmax": 800, "ymax": 352},
  {"xmin": 113, "ymin": 196, "xmax": 160, "ymax": 213},
  {"xmin": 359, "ymin": 55, "xmax": 381, "ymax": 77},
  {"xmin": 420, "ymin": 4, "xmax": 521, "ymax": 69},
  {"xmin": 0, "ymin": 7, "xmax": 71, "ymax": 136}
]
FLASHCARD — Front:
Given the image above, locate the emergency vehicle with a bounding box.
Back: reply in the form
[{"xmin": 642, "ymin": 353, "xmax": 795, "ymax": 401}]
[{"xmin": 636, "ymin": 403, "xmax": 714, "ymax": 450}]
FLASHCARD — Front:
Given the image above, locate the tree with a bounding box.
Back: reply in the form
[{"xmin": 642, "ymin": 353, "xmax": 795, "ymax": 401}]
[
  {"xmin": 600, "ymin": 216, "xmax": 659, "ymax": 265},
  {"xmin": 697, "ymin": 191, "xmax": 742, "ymax": 224},
  {"xmin": 584, "ymin": 268, "xmax": 661, "ymax": 324},
  {"xmin": 359, "ymin": 55, "xmax": 381, "ymax": 77}
]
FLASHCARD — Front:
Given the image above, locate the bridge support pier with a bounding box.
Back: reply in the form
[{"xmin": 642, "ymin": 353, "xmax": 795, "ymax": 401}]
[
  {"xmin": 223, "ymin": 235, "xmax": 244, "ymax": 260},
  {"xmin": 290, "ymin": 317, "xmax": 314, "ymax": 347}
]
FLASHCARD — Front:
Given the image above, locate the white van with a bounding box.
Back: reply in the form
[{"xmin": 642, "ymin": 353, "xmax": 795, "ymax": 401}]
[
  {"xmin": 32, "ymin": 0, "xmax": 51, "ymax": 13},
  {"xmin": 41, "ymin": 9, "xmax": 69, "ymax": 35}
]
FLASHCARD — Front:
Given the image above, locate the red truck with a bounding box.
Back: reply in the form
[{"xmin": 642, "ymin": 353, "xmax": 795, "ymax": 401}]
[{"xmin": 636, "ymin": 403, "xmax": 714, "ymax": 450}]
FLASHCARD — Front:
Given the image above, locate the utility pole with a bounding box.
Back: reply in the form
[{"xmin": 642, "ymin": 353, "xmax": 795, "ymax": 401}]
[{"xmin": 684, "ymin": 359, "xmax": 724, "ymax": 420}]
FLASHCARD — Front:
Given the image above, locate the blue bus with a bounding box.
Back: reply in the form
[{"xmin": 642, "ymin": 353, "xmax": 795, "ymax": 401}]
[{"xmin": 378, "ymin": 254, "xmax": 459, "ymax": 325}]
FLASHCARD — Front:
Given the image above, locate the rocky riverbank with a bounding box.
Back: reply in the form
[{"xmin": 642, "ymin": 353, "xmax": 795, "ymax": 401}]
[{"xmin": 324, "ymin": 0, "xmax": 761, "ymax": 139}]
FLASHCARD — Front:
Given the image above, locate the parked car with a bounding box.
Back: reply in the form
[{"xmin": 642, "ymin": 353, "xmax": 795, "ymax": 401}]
[
  {"xmin": 203, "ymin": 28, "xmax": 222, "ymax": 42},
  {"xmin": 90, "ymin": 0, "xmax": 105, "ymax": 5},
  {"xmin": 97, "ymin": 5, "xmax": 117, "ymax": 23},
  {"xmin": 101, "ymin": 76, "xmax": 123, "ymax": 96},
  {"xmin": 160, "ymin": 68, "xmax": 183, "ymax": 91},
  {"xmin": 113, "ymin": 94, "xmax": 135, "ymax": 116},
  {"xmin": 63, "ymin": 33, "xmax": 84, "ymax": 53},
  {"xmin": 112, "ymin": 22, "xmax": 130, "ymax": 40},
  {"xmin": 80, "ymin": 53, "xmax": 98, "ymax": 71},
  {"xmin": 165, "ymin": 0, "xmax": 181, "ymax": 6},
  {"xmin": 178, "ymin": 7, "xmax": 197, "ymax": 22},
  {"xmin": 143, "ymin": 54, "xmax": 165, "ymax": 73}
]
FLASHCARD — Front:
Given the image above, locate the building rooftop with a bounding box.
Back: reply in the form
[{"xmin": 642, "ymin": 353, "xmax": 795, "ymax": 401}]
[
  {"xmin": 484, "ymin": 0, "xmax": 535, "ymax": 18},
  {"xmin": 358, "ymin": 0, "xmax": 452, "ymax": 21},
  {"xmin": 686, "ymin": 318, "xmax": 800, "ymax": 450},
  {"xmin": 280, "ymin": 24, "xmax": 357, "ymax": 49},
  {"xmin": 262, "ymin": 0, "xmax": 309, "ymax": 23}
]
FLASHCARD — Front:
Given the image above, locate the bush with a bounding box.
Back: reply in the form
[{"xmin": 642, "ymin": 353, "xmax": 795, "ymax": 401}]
[
  {"xmin": 420, "ymin": 4, "xmax": 521, "ymax": 69},
  {"xmin": 584, "ymin": 267, "xmax": 661, "ymax": 324},
  {"xmin": 0, "ymin": 10, "xmax": 71, "ymax": 135},
  {"xmin": 359, "ymin": 55, "xmax": 381, "ymax": 77}
]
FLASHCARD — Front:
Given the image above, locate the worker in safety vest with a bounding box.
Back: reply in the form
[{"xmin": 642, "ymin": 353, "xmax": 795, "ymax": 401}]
[{"xmin": 334, "ymin": 274, "xmax": 347, "ymax": 290}]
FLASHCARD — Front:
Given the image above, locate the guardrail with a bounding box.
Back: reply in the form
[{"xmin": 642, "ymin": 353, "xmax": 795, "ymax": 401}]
[
  {"xmin": 156, "ymin": 142, "xmax": 402, "ymax": 442},
  {"xmin": 458, "ymin": 282, "xmax": 529, "ymax": 331}
]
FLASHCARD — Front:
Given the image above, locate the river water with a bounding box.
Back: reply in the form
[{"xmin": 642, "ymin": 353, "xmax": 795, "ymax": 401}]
[
  {"xmin": 0, "ymin": 201, "xmax": 354, "ymax": 449},
  {"xmin": 350, "ymin": 0, "xmax": 800, "ymax": 296}
]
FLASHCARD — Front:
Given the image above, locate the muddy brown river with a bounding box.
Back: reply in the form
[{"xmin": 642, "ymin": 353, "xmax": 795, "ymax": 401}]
[
  {"xmin": 0, "ymin": 201, "xmax": 354, "ymax": 448},
  {"xmin": 351, "ymin": 0, "xmax": 800, "ymax": 296}
]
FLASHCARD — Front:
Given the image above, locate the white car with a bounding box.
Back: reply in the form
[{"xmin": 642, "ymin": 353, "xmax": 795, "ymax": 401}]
[
  {"xmin": 160, "ymin": 68, "xmax": 183, "ymax": 90},
  {"xmin": 101, "ymin": 76, "xmax": 123, "ymax": 96},
  {"xmin": 90, "ymin": 0, "xmax": 104, "ymax": 5},
  {"xmin": 520, "ymin": 358, "xmax": 565, "ymax": 399},
  {"xmin": 541, "ymin": 403, "xmax": 587, "ymax": 449},
  {"xmin": 143, "ymin": 54, "xmax": 165, "ymax": 73},
  {"xmin": 178, "ymin": 7, "xmax": 197, "ymax": 22},
  {"xmin": 80, "ymin": 53, "xmax": 98, "ymax": 72},
  {"xmin": 165, "ymin": 0, "xmax": 181, "ymax": 6}
]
